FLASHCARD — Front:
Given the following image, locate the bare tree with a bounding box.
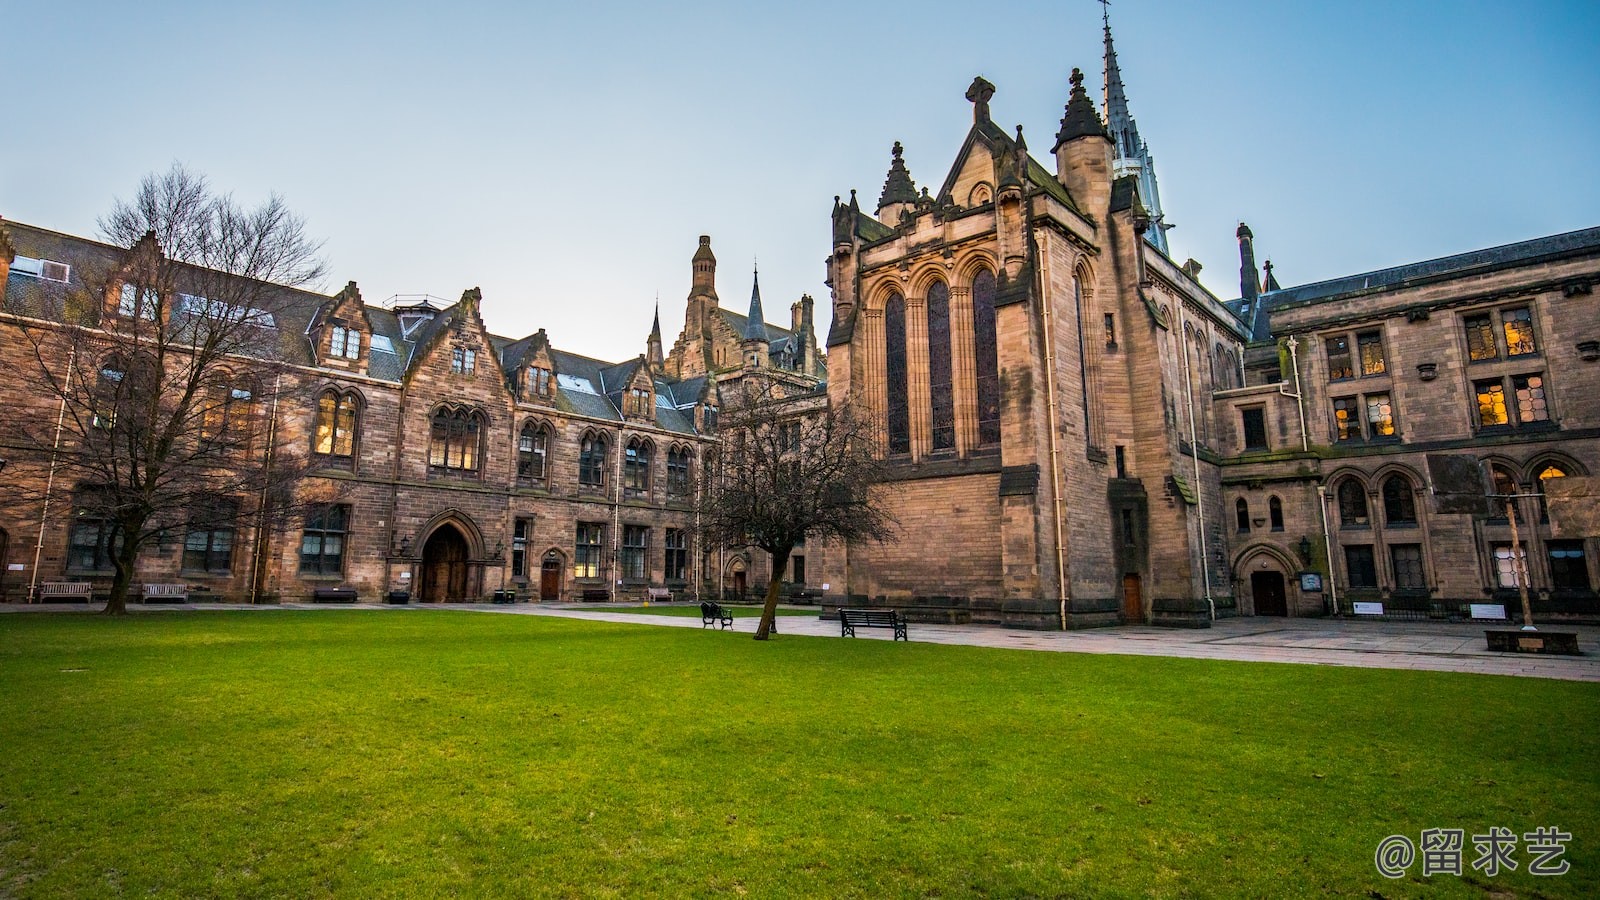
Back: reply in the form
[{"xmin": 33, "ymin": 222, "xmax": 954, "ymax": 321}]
[
  {"xmin": 697, "ymin": 380, "xmax": 896, "ymax": 639},
  {"xmin": 3, "ymin": 164, "xmax": 327, "ymax": 613}
]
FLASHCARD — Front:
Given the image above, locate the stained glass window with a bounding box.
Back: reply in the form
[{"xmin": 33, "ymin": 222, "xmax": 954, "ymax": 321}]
[
  {"xmin": 927, "ymin": 281, "xmax": 955, "ymax": 451},
  {"xmin": 972, "ymin": 271, "xmax": 1001, "ymax": 445},
  {"xmin": 885, "ymin": 293, "xmax": 910, "ymax": 454}
]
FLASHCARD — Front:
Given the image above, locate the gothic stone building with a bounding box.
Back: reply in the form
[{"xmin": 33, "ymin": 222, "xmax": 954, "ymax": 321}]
[
  {"xmin": 816, "ymin": 49, "xmax": 1597, "ymax": 625},
  {"xmin": 1218, "ymin": 225, "xmax": 1600, "ymax": 619},
  {"xmin": 0, "ymin": 220, "xmax": 823, "ymax": 605},
  {"xmin": 820, "ymin": 70, "xmax": 1242, "ymax": 628}
]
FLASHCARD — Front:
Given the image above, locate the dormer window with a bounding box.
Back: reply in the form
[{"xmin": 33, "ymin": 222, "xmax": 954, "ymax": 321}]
[
  {"xmin": 118, "ymin": 284, "xmax": 158, "ymax": 320},
  {"xmin": 628, "ymin": 387, "xmax": 652, "ymax": 416},
  {"xmin": 451, "ymin": 347, "xmax": 476, "ymax": 375},
  {"xmin": 528, "ymin": 365, "xmax": 553, "ymax": 399},
  {"xmin": 330, "ymin": 325, "xmax": 360, "ymax": 360}
]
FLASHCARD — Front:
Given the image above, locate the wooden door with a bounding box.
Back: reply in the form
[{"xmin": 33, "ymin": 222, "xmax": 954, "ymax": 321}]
[
  {"xmin": 1252, "ymin": 572, "xmax": 1288, "ymax": 616},
  {"xmin": 540, "ymin": 554, "xmax": 561, "ymax": 601},
  {"xmin": 422, "ymin": 527, "xmax": 469, "ymax": 603},
  {"xmin": 1122, "ymin": 574, "xmax": 1142, "ymax": 622},
  {"xmin": 732, "ymin": 570, "xmax": 747, "ymax": 600}
]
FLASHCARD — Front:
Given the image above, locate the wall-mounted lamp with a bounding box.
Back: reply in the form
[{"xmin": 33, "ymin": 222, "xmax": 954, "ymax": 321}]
[{"xmin": 1296, "ymin": 536, "xmax": 1315, "ymax": 566}]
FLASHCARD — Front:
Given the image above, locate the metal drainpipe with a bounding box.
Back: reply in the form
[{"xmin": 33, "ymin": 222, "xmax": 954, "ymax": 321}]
[
  {"xmin": 611, "ymin": 427, "xmax": 623, "ymax": 602},
  {"xmin": 1029, "ymin": 203, "xmax": 1071, "ymax": 631},
  {"xmin": 1176, "ymin": 302, "xmax": 1215, "ymax": 621},
  {"xmin": 30, "ymin": 347, "xmax": 77, "ymax": 600},
  {"xmin": 1282, "ymin": 336, "xmax": 1309, "ymax": 452},
  {"xmin": 1318, "ymin": 484, "xmax": 1339, "ymax": 615},
  {"xmin": 248, "ymin": 372, "xmax": 283, "ymax": 605}
]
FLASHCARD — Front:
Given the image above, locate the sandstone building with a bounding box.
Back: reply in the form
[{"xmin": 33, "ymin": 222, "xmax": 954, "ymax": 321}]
[
  {"xmin": 1, "ymin": 19, "xmax": 1594, "ymax": 624},
  {"xmin": 0, "ymin": 220, "xmax": 821, "ymax": 605}
]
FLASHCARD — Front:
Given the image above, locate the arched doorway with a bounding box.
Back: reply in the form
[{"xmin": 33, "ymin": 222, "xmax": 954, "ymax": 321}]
[
  {"xmin": 421, "ymin": 525, "xmax": 469, "ymax": 602},
  {"xmin": 540, "ymin": 551, "xmax": 563, "ymax": 601}
]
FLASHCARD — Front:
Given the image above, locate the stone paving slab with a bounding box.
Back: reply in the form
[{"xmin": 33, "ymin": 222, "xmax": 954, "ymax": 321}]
[{"xmin": 4, "ymin": 601, "xmax": 1597, "ymax": 683}]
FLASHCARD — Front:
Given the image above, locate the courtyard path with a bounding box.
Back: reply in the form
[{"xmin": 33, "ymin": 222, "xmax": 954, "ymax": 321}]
[{"xmin": 6, "ymin": 601, "xmax": 1597, "ymax": 682}]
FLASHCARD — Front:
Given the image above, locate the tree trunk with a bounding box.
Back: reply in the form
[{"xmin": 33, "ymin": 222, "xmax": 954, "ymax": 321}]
[
  {"xmin": 101, "ymin": 520, "xmax": 144, "ymax": 616},
  {"xmin": 753, "ymin": 546, "xmax": 791, "ymax": 641}
]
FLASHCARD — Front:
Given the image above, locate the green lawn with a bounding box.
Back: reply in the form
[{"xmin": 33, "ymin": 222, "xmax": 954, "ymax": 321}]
[
  {"xmin": 572, "ymin": 605, "xmax": 819, "ymax": 618},
  {"xmin": 0, "ymin": 611, "xmax": 1594, "ymax": 898}
]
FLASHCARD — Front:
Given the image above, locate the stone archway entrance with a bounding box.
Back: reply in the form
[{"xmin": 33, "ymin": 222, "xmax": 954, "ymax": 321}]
[{"xmin": 421, "ymin": 525, "xmax": 470, "ymax": 602}]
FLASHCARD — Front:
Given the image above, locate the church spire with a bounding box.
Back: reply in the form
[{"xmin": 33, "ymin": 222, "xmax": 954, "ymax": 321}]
[
  {"xmin": 646, "ymin": 296, "xmax": 664, "ymax": 370},
  {"xmin": 744, "ymin": 264, "xmax": 768, "ymax": 342},
  {"xmin": 877, "ymin": 141, "xmax": 918, "ymax": 211},
  {"xmin": 1100, "ymin": 2, "xmax": 1170, "ymax": 255}
]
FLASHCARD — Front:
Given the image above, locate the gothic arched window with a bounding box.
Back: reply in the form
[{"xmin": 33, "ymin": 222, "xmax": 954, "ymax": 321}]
[
  {"xmin": 972, "ymin": 270, "xmax": 1001, "ymax": 445},
  {"xmin": 1269, "ymin": 496, "xmax": 1284, "ymax": 531},
  {"xmin": 927, "ymin": 281, "xmax": 955, "ymax": 451},
  {"xmin": 579, "ymin": 433, "xmax": 608, "ymax": 488},
  {"xmin": 884, "ymin": 292, "xmax": 910, "ymax": 454},
  {"xmin": 313, "ymin": 389, "xmax": 360, "ymax": 463},
  {"xmin": 1382, "ymin": 475, "xmax": 1417, "ymax": 526},
  {"xmin": 625, "ymin": 438, "xmax": 652, "ymax": 496},
  {"xmin": 667, "ymin": 447, "xmax": 692, "ymax": 498},
  {"xmin": 517, "ymin": 421, "xmax": 550, "ymax": 484},
  {"xmin": 1236, "ymin": 498, "xmax": 1250, "ymax": 533},
  {"xmin": 1337, "ymin": 478, "xmax": 1369, "ymax": 528},
  {"xmin": 428, "ymin": 406, "xmax": 483, "ymax": 473},
  {"xmin": 1535, "ymin": 463, "xmax": 1568, "ymax": 523}
]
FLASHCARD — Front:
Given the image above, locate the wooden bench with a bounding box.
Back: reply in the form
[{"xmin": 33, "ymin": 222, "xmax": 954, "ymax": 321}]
[
  {"xmin": 140, "ymin": 583, "xmax": 189, "ymax": 604},
  {"xmin": 701, "ymin": 601, "xmax": 733, "ymax": 629},
  {"xmin": 839, "ymin": 608, "xmax": 907, "ymax": 641},
  {"xmin": 580, "ymin": 588, "xmax": 612, "ymax": 602},
  {"xmin": 310, "ymin": 587, "xmax": 358, "ymax": 604},
  {"xmin": 645, "ymin": 587, "xmax": 673, "ymax": 603},
  {"xmin": 36, "ymin": 582, "xmax": 93, "ymax": 603}
]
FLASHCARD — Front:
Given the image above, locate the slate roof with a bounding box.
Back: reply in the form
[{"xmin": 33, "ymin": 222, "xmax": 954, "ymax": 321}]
[
  {"xmin": 1, "ymin": 218, "xmax": 735, "ymax": 438},
  {"xmin": 1226, "ymin": 226, "xmax": 1600, "ymax": 344}
]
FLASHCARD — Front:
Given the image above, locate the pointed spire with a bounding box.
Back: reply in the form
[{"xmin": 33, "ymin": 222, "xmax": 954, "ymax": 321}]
[
  {"xmin": 1053, "ymin": 68, "xmax": 1108, "ymax": 151},
  {"xmin": 877, "ymin": 141, "xmax": 918, "ymax": 210},
  {"xmin": 1101, "ymin": 3, "xmax": 1137, "ymax": 160},
  {"xmin": 744, "ymin": 264, "xmax": 768, "ymax": 342},
  {"xmin": 1100, "ymin": 3, "xmax": 1170, "ymax": 255},
  {"xmin": 646, "ymin": 294, "xmax": 664, "ymax": 370}
]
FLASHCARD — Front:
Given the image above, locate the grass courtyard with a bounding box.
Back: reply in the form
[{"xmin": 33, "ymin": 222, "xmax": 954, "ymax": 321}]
[{"xmin": 0, "ymin": 611, "xmax": 1595, "ymax": 898}]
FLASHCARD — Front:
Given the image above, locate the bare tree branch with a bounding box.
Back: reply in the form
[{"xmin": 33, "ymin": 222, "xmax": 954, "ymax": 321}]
[{"xmin": 696, "ymin": 377, "xmax": 897, "ymax": 639}]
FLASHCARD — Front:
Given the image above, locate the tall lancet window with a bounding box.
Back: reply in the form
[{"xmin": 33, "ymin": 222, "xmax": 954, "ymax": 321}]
[
  {"xmin": 885, "ymin": 293, "xmax": 910, "ymax": 454},
  {"xmin": 972, "ymin": 270, "xmax": 1001, "ymax": 445},
  {"xmin": 927, "ymin": 281, "xmax": 955, "ymax": 451}
]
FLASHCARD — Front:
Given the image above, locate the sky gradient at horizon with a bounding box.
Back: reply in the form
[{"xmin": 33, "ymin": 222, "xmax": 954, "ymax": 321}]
[{"xmin": 3, "ymin": 0, "xmax": 1597, "ymax": 362}]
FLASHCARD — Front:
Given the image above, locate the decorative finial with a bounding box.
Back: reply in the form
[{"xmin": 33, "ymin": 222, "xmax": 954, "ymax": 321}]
[
  {"xmin": 1070, "ymin": 67, "xmax": 1084, "ymax": 92},
  {"xmin": 965, "ymin": 76, "xmax": 996, "ymax": 123}
]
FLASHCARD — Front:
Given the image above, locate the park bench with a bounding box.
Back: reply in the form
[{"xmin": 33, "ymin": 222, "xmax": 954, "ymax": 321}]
[
  {"xmin": 701, "ymin": 601, "xmax": 733, "ymax": 629},
  {"xmin": 492, "ymin": 589, "xmax": 517, "ymax": 604},
  {"xmin": 140, "ymin": 583, "xmax": 189, "ymax": 604},
  {"xmin": 311, "ymin": 587, "xmax": 358, "ymax": 603},
  {"xmin": 580, "ymin": 588, "xmax": 612, "ymax": 602},
  {"xmin": 839, "ymin": 608, "xmax": 907, "ymax": 641},
  {"xmin": 645, "ymin": 587, "xmax": 673, "ymax": 603},
  {"xmin": 36, "ymin": 582, "xmax": 93, "ymax": 603}
]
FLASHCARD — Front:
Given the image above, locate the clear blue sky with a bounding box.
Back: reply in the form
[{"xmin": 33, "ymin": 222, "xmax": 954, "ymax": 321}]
[{"xmin": 4, "ymin": 1, "xmax": 1597, "ymax": 362}]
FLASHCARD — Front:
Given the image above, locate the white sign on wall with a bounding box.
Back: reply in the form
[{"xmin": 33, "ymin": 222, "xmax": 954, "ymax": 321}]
[{"xmin": 1353, "ymin": 602, "xmax": 1385, "ymax": 616}]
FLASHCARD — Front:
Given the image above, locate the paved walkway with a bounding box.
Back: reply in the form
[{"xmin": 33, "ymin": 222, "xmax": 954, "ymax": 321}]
[{"xmin": 6, "ymin": 601, "xmax": 1598, "ymax": 683}]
